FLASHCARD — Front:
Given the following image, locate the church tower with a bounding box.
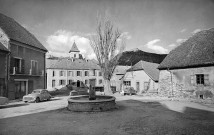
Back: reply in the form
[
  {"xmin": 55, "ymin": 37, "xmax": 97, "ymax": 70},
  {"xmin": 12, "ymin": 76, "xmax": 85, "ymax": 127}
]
[{"xmin": 69, "ymin": 41, "xmax": 80, "ymax": 58}]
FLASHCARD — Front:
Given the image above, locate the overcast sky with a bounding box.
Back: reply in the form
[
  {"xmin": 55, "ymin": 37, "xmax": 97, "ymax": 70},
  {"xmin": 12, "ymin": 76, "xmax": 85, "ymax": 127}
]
[{"xmin": 0, "ymin": 0, "xmax": 214, "ymax": 59}]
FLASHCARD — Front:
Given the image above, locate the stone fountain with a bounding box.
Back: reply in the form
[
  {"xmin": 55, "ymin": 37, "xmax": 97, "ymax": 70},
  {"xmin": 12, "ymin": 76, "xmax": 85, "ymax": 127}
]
[{"xmin": 67, "ymin": 83, "xmax": 116, "ymax": 112}]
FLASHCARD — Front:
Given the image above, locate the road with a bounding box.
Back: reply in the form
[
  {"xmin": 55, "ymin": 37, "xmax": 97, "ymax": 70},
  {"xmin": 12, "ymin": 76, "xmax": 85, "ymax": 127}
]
[
  {"xmin": 0, "ymin": 95, "xmax": 214, "ymax": 119},
  {"xmin": 0, "ymin": 96, "xmax": 68, "ymax": 119}
]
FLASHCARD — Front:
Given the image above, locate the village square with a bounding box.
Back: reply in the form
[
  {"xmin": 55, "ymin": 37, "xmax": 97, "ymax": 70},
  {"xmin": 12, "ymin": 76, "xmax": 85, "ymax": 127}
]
[{"xmin": 0, "ymin": 0, "xmax": 214, "ymax": 135}]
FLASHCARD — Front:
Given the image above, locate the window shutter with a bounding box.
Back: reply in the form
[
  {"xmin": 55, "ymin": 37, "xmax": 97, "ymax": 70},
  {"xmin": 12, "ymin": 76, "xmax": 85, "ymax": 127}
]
[
  {"xmin": 21, "ymin": 59, "xmax": 25, "ymax": 74},
  {"xmin": 204, "ymin": 74, "xmax": 209, "ymax": 86},
  {"xmin": 190, "ymin": 75, "xmax": 196, "ymax": 86},
  {"xmin": 10, "ymin": 57, "xmax": 15, "ymax": 74}
]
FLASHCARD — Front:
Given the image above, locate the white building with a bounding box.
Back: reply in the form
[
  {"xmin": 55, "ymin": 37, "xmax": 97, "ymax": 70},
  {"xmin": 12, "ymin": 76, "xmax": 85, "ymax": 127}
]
[
  {"xmin": 121, "ymin": 60, "xmax": 159, "ymax": 94},
  {"xmin": 46, "ymin": 42, "xmax": 103, "ymax": 90}
]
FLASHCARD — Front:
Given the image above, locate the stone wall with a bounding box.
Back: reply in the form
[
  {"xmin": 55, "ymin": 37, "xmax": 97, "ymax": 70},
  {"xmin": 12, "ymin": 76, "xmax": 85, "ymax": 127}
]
[{"xmin": 159, "ymin": 67, "xmax": 214, "ymax": 99}]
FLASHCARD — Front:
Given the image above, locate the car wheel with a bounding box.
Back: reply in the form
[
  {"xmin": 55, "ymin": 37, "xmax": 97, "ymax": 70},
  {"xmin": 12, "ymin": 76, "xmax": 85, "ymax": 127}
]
[
  {"xmin": 24, "ymin": 101, "xmax": 27, "ymax": 103},
  {"xmin": 47, "ymin": 96, "xmax": 51, "ymax": 101},
  {"xmin": 35, "ymin": 97, "xmax": 40, "ymax": 103}
]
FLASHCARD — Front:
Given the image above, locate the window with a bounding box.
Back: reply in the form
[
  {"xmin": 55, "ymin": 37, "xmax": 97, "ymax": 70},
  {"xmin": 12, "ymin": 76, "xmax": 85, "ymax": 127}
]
[
  {"xmin": 85, "ymin": 71, "xmax": 88, "ymax": 76},
  {"xmin": 124, "ymin": 81, "xmax": 131, "ymax": 86},
  {"xmin": 69, "ymin": 80, "xmax": 73, "ymax": 84},
  {"xmin": 52, "ymin": 80, "xmax": 55, "ymax": 87},
  {"xmin": 77, "ymin": 71, "xmax": 81, "ymax": 76},
  {"xmin": 74, "ymin": 54, "xmax": 76, "ymax": 58},
  {"xmin": 99, "ymin": 79, "xmax": 103, "ymax": 84},
  {"xmin": 196, "ymin": 74, "xmax": 204, "ymax": 85},
  {"xmin": 31, "ymin": 60, "xmax": 38, "ymax": 75},
  {"xmin": 85, "ymin": 80, "xmax": 88, "ymax": 85},
  {"xmin": 52, "ymin": 71, "xmax": 55, "ymax": 77},
  {"xmin": 92, "ymin": 70, "xmax": 96, "ymax": 76},
  {"xmin": 59, "ymin": 80, "xmax": 65, "ymax": 85},
  {"xmin": 14, "ymin": 58, "xmax": 22, "ymax": 73},
  {"xmin": 60, "ymin": 71, "xmax": 64, "ymax": 76},
  {"xmin": 99, "ymin": 72, "xmax": 102, "ymax": 76},
  {"xmin": 68, "ymin": 71, "xmax": 72, "ymax": 76},
  {"xmin": 191, "ymin": 74, "xmax": 209, "ymax": 86}
]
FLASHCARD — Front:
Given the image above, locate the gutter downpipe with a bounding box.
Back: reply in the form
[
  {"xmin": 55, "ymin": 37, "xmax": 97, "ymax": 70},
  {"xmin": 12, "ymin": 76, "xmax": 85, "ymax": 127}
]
[{"xmin": 167, "ymin": 68, "xmax": 173, "ymax": 97}]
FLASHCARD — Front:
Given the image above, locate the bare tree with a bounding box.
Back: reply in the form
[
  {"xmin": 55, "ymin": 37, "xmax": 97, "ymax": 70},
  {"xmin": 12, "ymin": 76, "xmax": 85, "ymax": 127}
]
[{"xmin": 90, "ymin": 16, "xmax": 125, "ymax": 95}]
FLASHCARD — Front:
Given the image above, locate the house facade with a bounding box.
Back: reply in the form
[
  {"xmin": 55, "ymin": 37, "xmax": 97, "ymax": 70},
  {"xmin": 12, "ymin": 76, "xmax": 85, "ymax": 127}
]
[
  {"xmin": 158, "ymin": 28, "xmax": 214, "ymax": 99},
  {"xmin": 0, "ymin": 13, "xmax": 47, "ymax": 99},
  {"xmin": 0, "ymin": 43, "xmax": 9, "ymax": 97},
  {"xmin": 121, "ymin": 60, "xmax": 159, "ymax": 94},
  {"xmin": 46, "ymin": 43, "xmax": 104, "ymax": 89},
  {"xmin": 110, "ymin": 66, "xmax": 131, "ymax": 92}
]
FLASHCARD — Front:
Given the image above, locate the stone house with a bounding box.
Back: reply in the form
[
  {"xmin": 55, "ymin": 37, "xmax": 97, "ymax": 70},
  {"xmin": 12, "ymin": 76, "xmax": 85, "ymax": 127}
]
[
  {"xmin": 0, "ymin": 13, "xmax": 47, "ymax": 99},
  {"xmin": 46, "ymin": 43, "xmax": 104, "ymax": 89},
  {"xmin": 158, "ymin": 28, "xmax": 214, "ymax": 99},
  {"xmin": 121, "ymin": 60, "xmax": 159, "ymax": 93}
]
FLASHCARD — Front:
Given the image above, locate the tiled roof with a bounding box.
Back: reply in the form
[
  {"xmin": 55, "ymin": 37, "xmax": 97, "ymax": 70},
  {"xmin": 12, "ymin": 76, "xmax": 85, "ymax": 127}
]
[
  {"xmin": 127, "ymin": 60, "xmax": 159, "ymax": 82},
  {"xmin": 46, "ymin": 58, "xmax": 100, "ymax": 70},
  {"xmin": 114, "ymin": 66, "xmax": 130, "ymax": 75},
  {"xmin": 158, "ymin": 28, "xmax": 214, "ymax": 69},
  {"xmin": 0, "ymin": 42, "xmax": 9, "ymax": 52},
  {"xmin": 69, "ymin": 41, "xmax": 80, "ymax": 52},
  {"xmin": 0, "ymin": 13, "xmax": 47, "ymax": 52}
]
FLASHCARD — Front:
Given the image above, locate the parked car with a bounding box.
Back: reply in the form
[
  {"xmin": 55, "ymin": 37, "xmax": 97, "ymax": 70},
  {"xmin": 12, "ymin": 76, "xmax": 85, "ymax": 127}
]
[
  {"xmin": 121, "ymin": 87, "xmax": 137, "ymax": 95},
  {"xmin": 23, "ymin": 89, "xmax": 52, "ymax": 103},
  {"xmin": 0, "ymin": 96, "xmax": 9, "ymax": 105}
]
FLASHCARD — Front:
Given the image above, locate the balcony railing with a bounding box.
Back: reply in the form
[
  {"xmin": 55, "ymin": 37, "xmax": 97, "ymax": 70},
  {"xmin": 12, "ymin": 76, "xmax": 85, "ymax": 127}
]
[
  {"xmin": 29, "ymin": 69, "xmax": 44, "ymax": 76},
  {"xmin": 11, "ymin": 67, "xmax": 25, "ymax": 75}
]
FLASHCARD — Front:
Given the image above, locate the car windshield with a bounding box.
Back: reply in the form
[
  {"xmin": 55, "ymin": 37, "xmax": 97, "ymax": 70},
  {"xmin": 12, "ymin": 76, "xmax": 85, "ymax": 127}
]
[{"xmin": 32, "ymin": 90, "xmax": 41, "ymax": 94}]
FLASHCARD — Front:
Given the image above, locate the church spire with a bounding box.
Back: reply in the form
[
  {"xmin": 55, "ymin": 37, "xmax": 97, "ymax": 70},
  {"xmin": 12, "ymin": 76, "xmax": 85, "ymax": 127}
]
[{"xmin": 69, "ymin": 41, "xmax": 80, "ymax": 53}]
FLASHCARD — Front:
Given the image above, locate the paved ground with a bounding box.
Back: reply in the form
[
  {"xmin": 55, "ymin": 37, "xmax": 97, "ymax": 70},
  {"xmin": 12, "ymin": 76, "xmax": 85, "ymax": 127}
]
[
  {"xmin": 1, "ymin": 95, "xmax": 214, "ymax": 119},
  {"xmin": 0, "ymin": 97, "xmax": 68, "ymax": 119},
  {"xmin": 0, "ymin": 95, "xmax": 214, "ymax": 135}
]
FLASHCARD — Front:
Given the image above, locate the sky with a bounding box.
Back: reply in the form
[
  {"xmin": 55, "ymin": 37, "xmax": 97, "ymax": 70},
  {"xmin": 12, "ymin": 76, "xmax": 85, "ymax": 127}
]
[{"xmin": 0, "ymin": 0, "xmax": 214, "ymax": 59}]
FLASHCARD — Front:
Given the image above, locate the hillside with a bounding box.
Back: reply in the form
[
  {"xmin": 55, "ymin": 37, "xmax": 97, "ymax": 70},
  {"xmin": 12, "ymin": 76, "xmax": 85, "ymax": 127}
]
[{"xmin": 118, "ymin": 49, "xmax": 167, "ymax": 66}]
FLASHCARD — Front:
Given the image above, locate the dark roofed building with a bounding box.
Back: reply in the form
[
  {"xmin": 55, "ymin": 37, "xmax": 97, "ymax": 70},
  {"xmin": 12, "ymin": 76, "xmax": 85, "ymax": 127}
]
[
  {"xmin": 158, "ymin": 28, "xmax": 214, "ymax": 99},
  {"xmin": 121, "ymin": 60, "xmax": 159, "ymax": 94},
  {"xmin": 0, "ymin": 42, "xmax": 9, "ymax": 97},
  {"xmin": 0, "ymin": 13, "xmax": 47, "ymax": 99},
  {"xmin": 158, "ymin": 28, "xmax": 214, "ymax": 70},
  {"xmin": 0, "ymin": 13, "xmax": 47, "ymax": 51},
  {"xmin": 0, "ymin": 42, "xmax": 9, "ymax": 52},
  {"xmin": 127, "ymin": 60, "xmax": 159, "ymax": 82}
]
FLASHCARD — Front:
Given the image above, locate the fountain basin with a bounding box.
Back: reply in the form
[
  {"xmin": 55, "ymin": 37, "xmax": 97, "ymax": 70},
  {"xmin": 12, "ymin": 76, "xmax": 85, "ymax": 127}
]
[{"xmin": 67, "ymin": 95, "xmax": 116, "ymax": 112}]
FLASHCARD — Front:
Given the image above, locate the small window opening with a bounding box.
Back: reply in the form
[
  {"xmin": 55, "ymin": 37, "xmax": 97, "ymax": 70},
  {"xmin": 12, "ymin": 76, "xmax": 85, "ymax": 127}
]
[{"xmin": 199, "ymin": 95, "xmax": 203, "ymax": 99}]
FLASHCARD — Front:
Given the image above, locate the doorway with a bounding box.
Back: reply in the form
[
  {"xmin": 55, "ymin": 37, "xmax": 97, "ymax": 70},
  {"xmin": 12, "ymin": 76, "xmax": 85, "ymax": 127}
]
[
  {"xmin": 144, "ymin": 82, "xmax": 149, "ymax": 91},
  {"xmin": 77, "ymin": 80, "xmax": 80, "ymax": 87},
  {"xmin": 136, "ymin": 82, "xmax": 140, "ymax": 93},
  {"xmin": 14, "ymin": 80, "xmax": 28, "ymax": 99}
]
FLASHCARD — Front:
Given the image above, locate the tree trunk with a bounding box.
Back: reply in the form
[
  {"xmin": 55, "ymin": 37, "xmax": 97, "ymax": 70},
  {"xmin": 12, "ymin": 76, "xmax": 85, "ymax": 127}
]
[{"xmin": 104, "ymin": 79, "xmax": 113, "ymax": 95}]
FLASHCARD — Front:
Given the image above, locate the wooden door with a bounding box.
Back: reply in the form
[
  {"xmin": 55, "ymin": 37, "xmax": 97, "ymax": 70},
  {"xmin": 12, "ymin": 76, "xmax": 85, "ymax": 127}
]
[{"xmin": 144, "ymin": 82, "xmax": 149, "ymax": 91}]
